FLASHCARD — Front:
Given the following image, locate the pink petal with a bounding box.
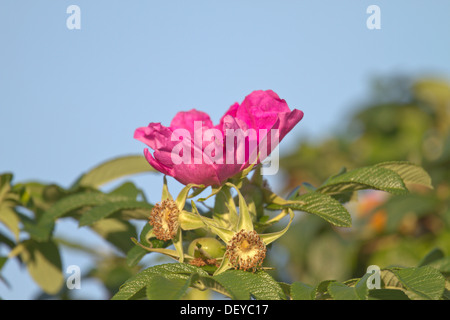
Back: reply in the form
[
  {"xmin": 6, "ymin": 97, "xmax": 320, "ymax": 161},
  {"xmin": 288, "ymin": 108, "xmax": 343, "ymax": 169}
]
[{"xmin": 170, "ymin": 109, "xmax": 214, "ymax": 136}]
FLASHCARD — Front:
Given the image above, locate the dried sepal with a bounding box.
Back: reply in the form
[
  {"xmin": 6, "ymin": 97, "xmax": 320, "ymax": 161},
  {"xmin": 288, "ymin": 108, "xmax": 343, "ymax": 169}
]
[
  {"xmin": 149, "ymin": 199, "xmax": 180, "ymax": 241},
  {"xmin": 225, "ymin": 229, "xmax": 267, "ymax": 272}
]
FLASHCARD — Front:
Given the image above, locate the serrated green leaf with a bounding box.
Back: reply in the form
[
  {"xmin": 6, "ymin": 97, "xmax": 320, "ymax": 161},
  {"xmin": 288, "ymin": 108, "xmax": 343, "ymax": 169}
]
[
  {"xmin": 317, "ymin": 166, "xmax": 408, "ymax": 195},
  {"xmin": 213, "ymin": 270, "xmax": 285, "ymax": 300},
  {"xmin": 111, "ymin": 263, "xmax": 208, "ymax": 300},
  {"xmin": 380, "ymin": 268, "xmax": 404, "ymax": 289},
  {"xmin": 74, "ymin": 155, "xmax": 157, "ymax": 189},
  {"xmin": 393, "ymin": 266, "xmax": 445, "ymax": 300},
  {"xmin": 278, "ymin": 192, "xmax": 352, "ymax": 227},
  {"xmin": 375, "ymin": 161, "xmax": 433, "ymax": 189}
]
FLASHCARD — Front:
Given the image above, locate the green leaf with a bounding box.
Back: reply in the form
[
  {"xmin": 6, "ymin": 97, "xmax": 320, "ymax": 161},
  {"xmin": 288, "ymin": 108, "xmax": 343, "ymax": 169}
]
[
  {"xmin": 78, "ymin": 200, "xmax": 153, "ymax": 226},
  {"xmin": 74, "ymin": 155, "xmax": 157, "ymax": 189},
  {"xmin": 0, "ymin": 256, "xmax": 8, "ymax": 273},
  {"xmin": 393, "ymin": 266, "xmax": 446, "ymax": 300},
  {"xmin": 328, "ymin": 273, "xmax": 370, "ymax": 300},
  {"xmin": 375, "ymin": 161, "xmax": 433, "ymax": 189},
  {"xmin": 317, "ymin": 166, "xmax": 408, "ymax": 195},
  {"xmin": 35, "ymin": 192, "xmax": 130, "ymax": 241},
  {"xmin": 290, "ymin": 281, "xmax": 315, "ymax": 300},
  {"xmin": 0, "ymin": 173, "xmax": 13, "ymax": 204},
  {"xmin": 18, "ymin": 240, "xmax": 64, "ymax": 295},
  {"xmin": 146, "ymin": 275, "xmax": 193, "ymax": 300},
  {"xmin": 213, "ymin": 270, "xmax": 286, "ymax": 300},
  {"xmin": 126, "ymin": 223, "xmax": 171, "ymax": 267},
  {"xmin": 0, "ymin": 202, "xmax": 20, "ymax": 241},
  {"xmin": 368, "ymin": 288, "xmax": 410, "ymax": 300},
  {"xmin": 111, "ymin": 263, "xmax": 208, "ymax": 300},
  {"xmin": 108, "ymin": 181, "xmax": 147, "ymax": 201},
  {"xmin": 126, "ymin": 245, "xmax": 148, "ymax": 267},
  {"xmin": 275, "ymin": 192, "xmax": 352, "ymax": 228}
]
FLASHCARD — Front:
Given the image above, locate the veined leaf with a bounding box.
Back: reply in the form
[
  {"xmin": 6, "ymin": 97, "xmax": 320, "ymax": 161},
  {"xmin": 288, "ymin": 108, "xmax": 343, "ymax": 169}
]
[
  {"xmin": 78, "ymin": 200, "xmax": 153, "ymax": 226},
  {"xmin": 111, "ymin": 263, "xmax": 208, "ymax": 300},
  {"xmin": 146, "ymin": 275, "xmax": 194, "ymax": 300},
  {"xmin": 317, "ymin": 166, "xmax": 408, "ymax": 195},
  {"xmin": 213, "ymin": 270, "xmax": 286, "ymax": 300},
  {"xmin": 74, "ymin": 155, "xmax": 157, "ymax": 189},
  {"xmin": 270, "ymin": 192, "xmax": 352, "ymax": 228},
  {"xmin": 375, "ymin": 161, "xmax": 433, "ymax": 189},
  {"xmin": 393, "ymin": 266, "xmax": 445, "ymax": 300}
]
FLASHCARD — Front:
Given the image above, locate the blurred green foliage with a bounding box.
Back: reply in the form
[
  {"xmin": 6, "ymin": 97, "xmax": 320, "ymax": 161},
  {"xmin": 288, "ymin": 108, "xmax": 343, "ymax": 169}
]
[{"xmin": 272, "ymin": 77, "xmax": 450, "ymax": 285}]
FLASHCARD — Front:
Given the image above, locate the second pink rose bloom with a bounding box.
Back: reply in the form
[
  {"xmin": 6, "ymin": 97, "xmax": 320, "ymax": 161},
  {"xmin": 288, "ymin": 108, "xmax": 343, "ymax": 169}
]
[{"xmin": 134, "ymin": 90, "xmax": 304, "ymax": 186}]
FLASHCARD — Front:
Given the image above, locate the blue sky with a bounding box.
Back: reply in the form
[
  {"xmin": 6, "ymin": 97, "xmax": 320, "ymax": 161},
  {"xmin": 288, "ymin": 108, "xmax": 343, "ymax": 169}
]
[{"xmin": 1, "ymin": 1, "xmax": 450, "ymax": 299}]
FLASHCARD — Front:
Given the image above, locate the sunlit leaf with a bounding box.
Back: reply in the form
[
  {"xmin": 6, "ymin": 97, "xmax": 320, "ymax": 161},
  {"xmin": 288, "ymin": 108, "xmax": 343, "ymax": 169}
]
[
  {"xmin": 74, "ymin": 155, "xmax": 157, "ymax": 189},
  {"xmin": 213, "ymin": 269, "xmax": 285, "ymax": 300},
  {"xmin": 317, "ymin": 166, "xmax": 408, "ymax": 195},
  {"xmin": 393, "ymin": 266, "xmax": 445, "ymax": 300},
  {"xmin": 111, "ymin": 263, "xmax": 208, "ymax": 300},
  {"xmin": 18, "ymin": 240, "xmax": 64, "ymax": 295},
  {"xmin": 269, "ymin": 192, "xmax": 352, "ymax": 228},
  {"xmin": 375, "ymin": 161, "xmax": 433, "ymax": 189}
]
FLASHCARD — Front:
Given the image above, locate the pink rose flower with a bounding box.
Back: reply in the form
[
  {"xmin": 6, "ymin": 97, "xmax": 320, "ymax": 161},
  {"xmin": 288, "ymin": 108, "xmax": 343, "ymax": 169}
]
[{"xmin": 134, "ymin": 90, "xmax": 304, "ymax": 186}]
